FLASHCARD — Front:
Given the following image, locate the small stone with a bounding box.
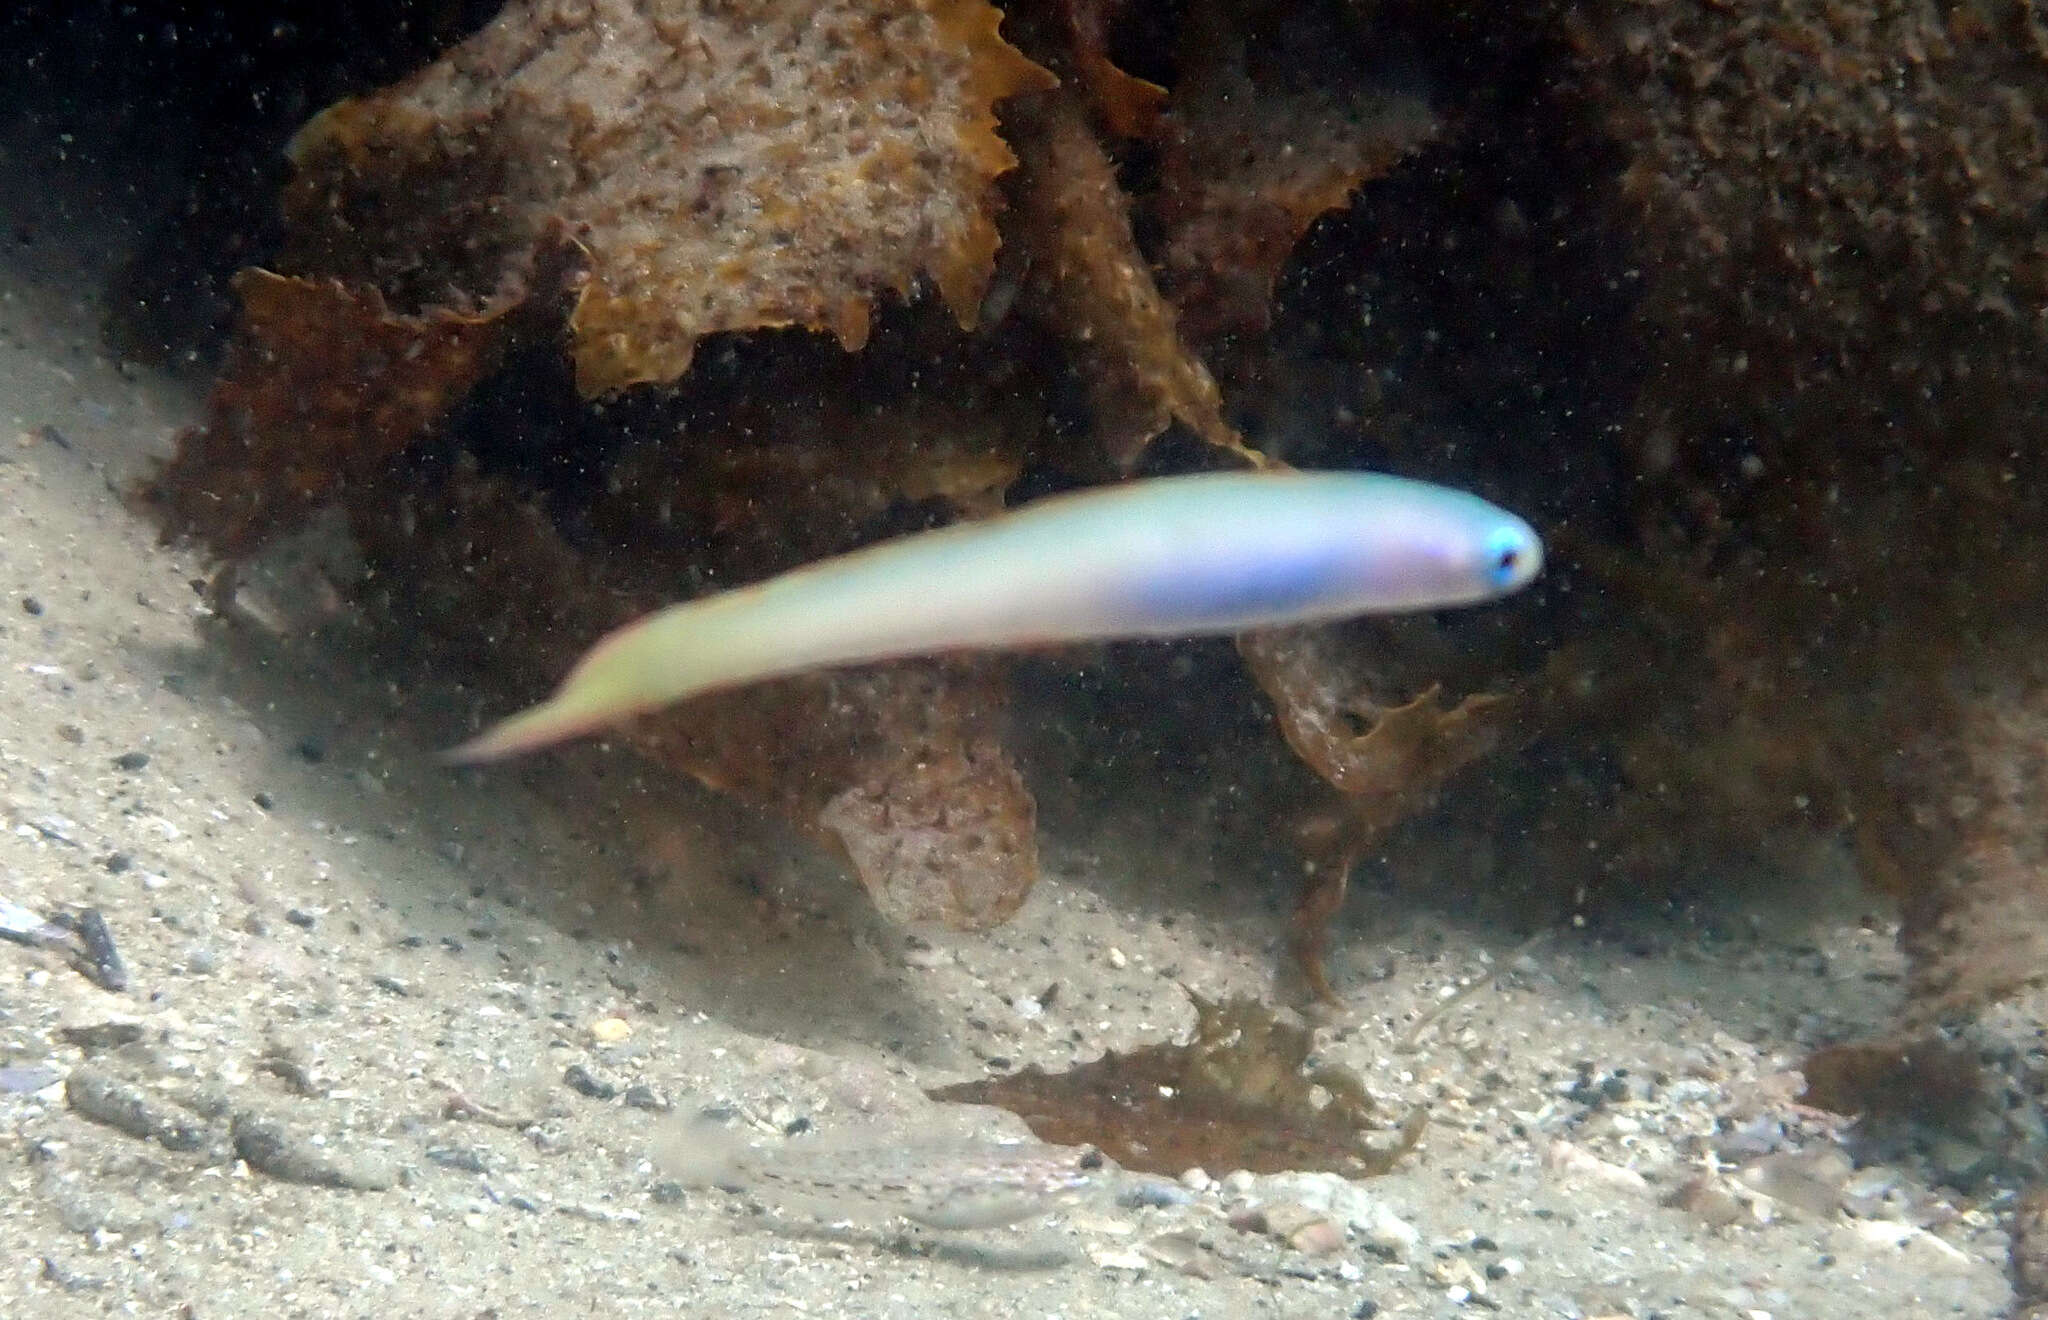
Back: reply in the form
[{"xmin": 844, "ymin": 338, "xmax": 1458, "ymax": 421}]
[
  {"xmin": 623, "ymin": 1084, "xmax": 669, "ymax": 1112},
  {"xmin": 231, "ymin": 1111, "xmax": 396, "ymax": 1190},
  {"xmin": 425, "ymin": 1146, "xmax": 490, "ymax": 1173},
  {"xmin": 1486, "ymin": 1257, "xmax": 1524, "ymax": 1280},
  {"xmin": 21, "ymin": 596, "xmax": 43, "ymax": 615},
  {"xmin": 589, "ymin": 1016, "xmax": 632, "ymax": 1044},
  {"xmin": 1260, "ymin": 1202, "xmax": 1323, "ymax": 1235},
  {"xmin": 1118, "ymin": 1180, "xmax": 1194, "ymax": 1209},
  {"xmin": 0, "ymin": 1065, "xmax": 62, "ymax": 1094},
  {"xmin": 1665, "ymin": 1174, "xmax": 1744, "ymax": 1228},
  {"xmin": 1221, "ymin": 1169, "xmax": 1256, "ymax": 1194},
  {"xmin": 1106, "ymin": 946, "xmax": 1128, "ymax": 969},
  {"xmin": 563, "ymin": 1063, "xmax": 619, "ymax": 1100},
  {"xmin": 110, "ymin": 751, "xmax": 150, "ymax": 772},
  {"xmin": 101, "ymin": 852, "xmax": 132, "ymax": 874},
  {"xmin": 56, "ymin": 724, "xmax": 83, "ymax": 744},
  {"xmin": 1180, "ymin": 1167, "xmax": 1214, "ymax": 1192},
  {"xmin": 1358, "ymin": 1202, "xmax": 1420, "ymax": 1259},
  {"xmin": 285, "ymin": 908, "xmax": 318, "ymax": 929},
  {"xmin": 1927, "ymin": 1134, "xmax": 1994, "ymax": 1186},
  {"xmin": 1088, "ymin": 1246, "xmax": 1150, "ymax": 1272},
  {"xmin": 1138, "ymin": 1231, "xmax": 1212, "ymax": 1278},
  {"xmin": 1286, "ymin": 1217, "xmax": 1347, "ymax": 1256}
]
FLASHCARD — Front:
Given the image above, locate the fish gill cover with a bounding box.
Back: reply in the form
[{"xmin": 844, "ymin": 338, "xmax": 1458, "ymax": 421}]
[{"xmin": 134, "ymin": 0, "xmax": 2048, "ymax": 1115}]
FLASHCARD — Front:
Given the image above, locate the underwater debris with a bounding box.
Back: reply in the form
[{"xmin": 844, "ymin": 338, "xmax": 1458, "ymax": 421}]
[
  {"xmin": 1239, "ymin": 624, "xmax": 1543, "ymax": 1001},
  {"xmin": 280, "ymin": 0, "xmax": 1054, "ymax": 394},
  {"xmin": 929, "ymin": 988, "xmax": 1423, "ymax": 1178}
]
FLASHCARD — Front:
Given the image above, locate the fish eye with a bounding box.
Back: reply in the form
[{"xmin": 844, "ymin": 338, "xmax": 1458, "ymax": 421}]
[{"xmin": 1482, "ymin": 526, "xmax": 1534, "ymax": 588}]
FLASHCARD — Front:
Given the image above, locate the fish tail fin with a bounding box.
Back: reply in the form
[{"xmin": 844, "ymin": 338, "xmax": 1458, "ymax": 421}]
[
  {"xmin": 441, "ymin": 686, "xmax": 623, "ymax": 763},
  {"xmin": 441, "ymin": 605, "xmax": 698, "ymax": 763}
]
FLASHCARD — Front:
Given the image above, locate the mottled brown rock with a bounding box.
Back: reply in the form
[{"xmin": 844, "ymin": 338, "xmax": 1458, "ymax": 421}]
[
  {"xmin": 281, "ymin": 0, "xmax": 1054, "ymax": 394},
  {"xmin": 1577, "ymin": 0, "xmax": 2048, "ymax": 420}
]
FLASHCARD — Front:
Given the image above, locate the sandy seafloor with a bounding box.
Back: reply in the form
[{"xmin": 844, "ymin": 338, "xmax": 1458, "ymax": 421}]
[{"xmin": 0, "ymin": 119, "xmax": 2022, "ymax": 1320}]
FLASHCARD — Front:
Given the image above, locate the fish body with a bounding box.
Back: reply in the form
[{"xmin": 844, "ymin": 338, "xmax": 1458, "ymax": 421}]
[
  {"xmin": 660, "ymin": 1123, "xmax": 1105, "ymax": 1230},
  {"xmin": 451, "ymin": 470, "xmax": 1542, "ymax": 761}
]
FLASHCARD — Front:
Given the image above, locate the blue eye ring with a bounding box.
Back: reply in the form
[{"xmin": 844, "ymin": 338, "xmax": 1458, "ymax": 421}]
[{"xmin": 1481, "ymin": 524, "xmax": 1534, "ymax": 589}]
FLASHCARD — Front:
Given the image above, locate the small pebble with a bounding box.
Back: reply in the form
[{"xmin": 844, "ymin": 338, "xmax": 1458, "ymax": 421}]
[
  {"xmin": 110, "ymin": 751, "xmax": 150, "ymax": 772},
  {"xmin": 425, "ymin": 1146, "xmax": 490, "ymax": 1173},
  {"xmin": 232, "ymin": 1111, "xmax": 396, "ymax": 1190},
  {"xmin": 589, "ymin": 1017, "xmax": 632, "ymax": 1044},
  {"xmin": 21, "ymin": 595, "xmax": 43, "ymax": 615},
  {"xmin": 1286, "ymin": 1216, "xmax": 1346, "ymax": 1256},
  {"xmin": 563, "ymin": 1063, "xmax": 619, "ymax": 1100},
  {"xmin": 0, "ymin": 1065, "xmax": 61, "ymax": 1094},
  {"xmin": 1118, "ymin": 1180, "xmax": 1194, "ymax": 1209},
  {"xmin": 1358, "ymin": 1203, "xmax": 1420, "ymax": 1259},
  {"xmin": 623, "ymin": 1084, "xmax": 670, "ymax": 1112}
]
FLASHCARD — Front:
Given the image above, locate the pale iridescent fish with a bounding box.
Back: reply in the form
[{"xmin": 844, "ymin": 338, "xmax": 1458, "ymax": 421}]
[
  {"xmin": 656, "ymin": 1121, "xmax": 1106, "ymax": 1231},
  {"xmin": 450, "ymin": 469, "xmax": 1543, "ymax": 761}
]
